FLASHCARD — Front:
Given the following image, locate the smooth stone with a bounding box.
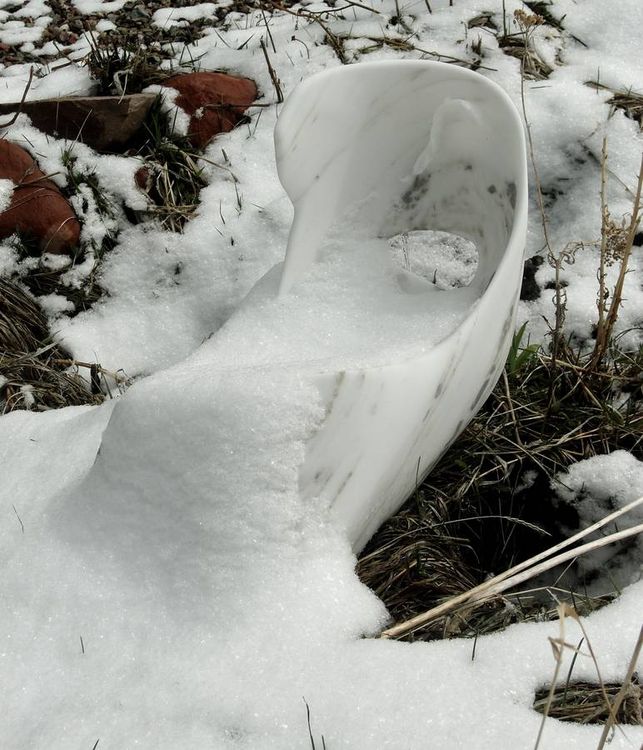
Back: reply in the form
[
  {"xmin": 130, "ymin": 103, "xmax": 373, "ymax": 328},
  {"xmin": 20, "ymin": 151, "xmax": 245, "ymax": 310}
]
[
  {"xmin": 0, "ymin": 140, "xmax": 80, "ymax": 255},
  {"xmin": 0, "ymin": 93, "xmax": 156, "ymax": 151},
  {"xmin": 163, "ymin": 71, "xmax": 258, "ymax": 149}
]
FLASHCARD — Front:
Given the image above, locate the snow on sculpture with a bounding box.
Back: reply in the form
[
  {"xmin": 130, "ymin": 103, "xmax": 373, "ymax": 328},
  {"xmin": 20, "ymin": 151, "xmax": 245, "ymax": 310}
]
[{"xmin": 275, "ymin": 61, "xmax": 529, "ymax": 550}]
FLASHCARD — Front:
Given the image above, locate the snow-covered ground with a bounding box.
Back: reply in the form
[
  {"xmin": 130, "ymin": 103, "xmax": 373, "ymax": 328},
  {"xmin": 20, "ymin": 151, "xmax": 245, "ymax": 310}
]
[{"xmin": 1, "ymin": 0, "xmax": 642, "ymax": 748}]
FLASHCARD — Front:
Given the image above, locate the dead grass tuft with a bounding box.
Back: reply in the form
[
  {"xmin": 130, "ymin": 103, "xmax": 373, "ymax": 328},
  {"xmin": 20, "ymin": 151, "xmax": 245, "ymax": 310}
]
[
  {"xmin": 586, "ymin": 81, "xmax": 643, "ymax": 129},
  {"xmin": 358, "ymin": 334, "xmax": 642, "ymax": 641},
  {"xmin": 0, "ymin": 279, "xmax": 117, "ymax": 413},
  {"xmin": 534, "ymin": 676, "xmax": 642, "ymax": 726},
  {"xmin": 134, "ymin": 97, "xmax": 209, "ymax": 232},
  {"xmin": 356, "ymin": 500, "xmax": 478, "ymax": 635},
  {"xmin": 497, "ymin": 10, "xmax": 552, "ymax": 80},
  {"xmin": 85, "ymin": 32, "xmax": 169, "ymax": 96},
  {"xmin": 0, "ymin": 277, "xmax": 49, "ymax": 353}
]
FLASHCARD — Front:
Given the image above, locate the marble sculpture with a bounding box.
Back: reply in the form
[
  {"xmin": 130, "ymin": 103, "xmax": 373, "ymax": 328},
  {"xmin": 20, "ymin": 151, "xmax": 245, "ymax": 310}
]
[
  {"xmin": 273, "ymin": 60, "xmax": 528, "ymax": 551},
  {"xmin": 39, "ymin": 61, "xmax": 528, "ymax": 563}
]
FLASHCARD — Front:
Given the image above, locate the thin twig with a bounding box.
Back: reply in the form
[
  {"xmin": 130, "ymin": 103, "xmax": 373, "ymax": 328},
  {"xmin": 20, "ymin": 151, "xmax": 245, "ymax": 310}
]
[
  {"xmin": 596, "ymin": 625, "xmax": 643, "ymax": 749},
  {"xmin": 515, "ymin": 14, "xmax": 564, "ymax": 391},
  {"xmin": 259, "ymin": 5, "xmax": 277, "ymax": 53},
  {"xmin": 545, "ymin": 355, "xmax": 641, "ymax": 383},
  {"xmin": 590, "ymin": 153, "xmax": 643, "ymax": 368},
  {"xmin": 567, "ymin": 608, "xmax": 621, "ymax": 733},
  {"xmin": 259, "ymin": 38, "xmax": 283, "ymax": 103},
  {"xmin": 338, "ymin": 0, "xmax": 382, "ymax": 13},
  {"xmin": 502, "ymin": 369, "xmax": 523, "ymax": 446},
  {"xmin": 12, "ymin": 504, "xmax": 25, "ymax": 533},
  {"xmin": 0, "ymin": 67, "xmax": 34, "ymax": 129},
  {"xmin": 52, "ymin": 358, "xmax": 130, "ymax": 384},
  {"xmin": 534, "ymin": 605, "xmax": 569, "ymax": 749},
  {"xmin": 594, "ymin": 138, "xmax": 609, "ymax": 358}
]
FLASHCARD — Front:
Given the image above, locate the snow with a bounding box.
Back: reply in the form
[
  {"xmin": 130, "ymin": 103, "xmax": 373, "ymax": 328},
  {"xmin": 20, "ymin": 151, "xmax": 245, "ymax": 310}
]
[
  {"xmin": 208, "ymin": 237, "xmax": 475, "ymax": 370},
  {"xmin": 0, "ymin": 64, "xmax": 95, "ymax": 104},
  {"xmin": 553, "ymin": 452, "xmax": 643, "ymax": 590},
  {"xmin": 0, "ymin": 19, "xmax": 45, "ymax": 45},
  {"xmin": 555, "ymin": 451, "xmax": 643, "ymax": 509},
  {"xmin": 0, "ymin": 242, "xmax": 19, "ymax": 275},
  {"xmin": 72, "ymin": 0, "xmax": 128, "ymax": 13},
  {"xmin": 18, "ymin": 382, "xmax": 35, "ymax": 407},
  {"xmin": 1, "ymin": 0, "xmax": 642, "ymax": 748},
  {"xmin": 37, "ymin": 290, "xmax": 75, "ymax": 316},
  {"xmin": 389, "ymin": 230, "xmax": 478, "ymax": 290},
  {"xmin": 0, "ymin": 177, "xmax": 13, "ymax": 212},
  {"xmin": 144, "ymin": 82, "xmax": 192, "ymax": 136},
  {"xmin": 1, "ymin": 357, "xmax": 641, "ymax": 748},
  {"xmin": 95, "ymin": 18, "xmax": 116, "ymax": 32},
  {"xmin": 152, "ymin": 3, "xmax": 230, "ymax": 29},
  {"xmin": 12, "ymin": 0, "xmax": 50, "ymax": 18}
]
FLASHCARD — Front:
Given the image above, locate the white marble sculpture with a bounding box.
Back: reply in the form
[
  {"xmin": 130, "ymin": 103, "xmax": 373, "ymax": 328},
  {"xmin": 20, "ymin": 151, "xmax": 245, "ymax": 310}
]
[
  {"xmin": 269, "ymin": 60, "xmax": 529, "ymax": 551},
  {"xmin": 39, "ymin": 61, "xmax": 527, "ymax": 565}
]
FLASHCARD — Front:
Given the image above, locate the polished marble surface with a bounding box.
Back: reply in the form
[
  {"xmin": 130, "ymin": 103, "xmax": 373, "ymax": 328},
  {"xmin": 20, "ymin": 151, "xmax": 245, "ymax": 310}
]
[{"xmin": 273, "ymin": 61, "xmax": 528, "ymax": 550}]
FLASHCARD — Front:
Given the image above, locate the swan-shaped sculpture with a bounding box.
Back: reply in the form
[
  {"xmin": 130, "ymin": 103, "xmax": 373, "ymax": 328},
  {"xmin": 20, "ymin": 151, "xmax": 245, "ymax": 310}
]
[{"xmin": 269, "ymin": 60, "xmax": 528, "ymax": 551}]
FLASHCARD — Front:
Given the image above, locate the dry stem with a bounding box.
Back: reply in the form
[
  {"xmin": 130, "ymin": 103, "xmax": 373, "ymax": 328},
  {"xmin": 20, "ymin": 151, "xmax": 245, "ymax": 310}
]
[
  {"xmin": 596, "ymin": 626, "xmax": 643, "ymax": 748},
  {"xmin": 380, "ymin": 497, "xmax": 643, "ymax": 640},
  {"xmin": 589, "ymin": 152, "xmax": 643, "ymax": 369}
]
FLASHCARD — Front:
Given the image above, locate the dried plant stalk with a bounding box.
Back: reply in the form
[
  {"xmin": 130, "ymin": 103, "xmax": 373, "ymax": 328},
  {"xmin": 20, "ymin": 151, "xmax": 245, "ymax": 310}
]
[{"xmin": 380, "ymin": 497, "xmax": 643, "ymax": 639}]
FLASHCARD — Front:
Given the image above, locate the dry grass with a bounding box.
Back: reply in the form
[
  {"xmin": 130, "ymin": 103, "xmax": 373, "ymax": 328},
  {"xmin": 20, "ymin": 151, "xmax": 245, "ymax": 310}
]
[
  {"xmin": 534, "ymin": 677, "xmax": 642, "ymax": 726},
  {"xmin": 0, "ymin": 279, "xmax": 105, "ymax": 413},
  {"xmin": 85, "ymin": 31, "xmax": 169, "ymax": 96},
  {"xmin": 586, "ymin": 81, "xmax": 643, "ymax": 129},
  {"xmin": 497, "ymin": 10, "xmax": 553, "ymax": 80},
  {"xmin": 531, "ymin": 610, "xmax": 643, "ymax": 747},
  {"xmin": 134, "ymin": 96, "xmax": 251, "ymax": 233},
  {"xmin": 14, "ymin": 258, "xmax": 105, "ymax": 313},
  {"xmin": 356, "ymin": 501, "xmax": 479, "ymax": 637},
  {"xmin": 0, "ymin": 277, "xmax": 49, "ymax": 352},
  {"xmin": 133, "ymin": 97, "xmax": 210, "ymax": 232},
  {"xmin": 0, "ymin": 278, "xmax": 129, "ymax": 412}
]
